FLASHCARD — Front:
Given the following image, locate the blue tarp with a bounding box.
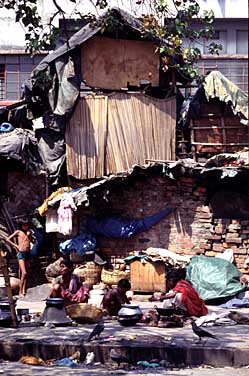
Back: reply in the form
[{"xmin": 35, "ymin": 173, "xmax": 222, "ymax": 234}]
[
  {"xmin": 86, "ymin": 208, "xmax": 174, "ymax": 238},
  {"xmin": 59, "ymin": 233, "xmax": 96, "ymax": 256}
]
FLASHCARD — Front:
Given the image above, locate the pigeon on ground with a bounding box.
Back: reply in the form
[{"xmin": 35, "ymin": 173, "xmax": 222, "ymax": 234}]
[
  {"xmin": 191, "ymin": 319, "xmax": 218, "ymax": 341},
  {"xmin": 110, "ymin": 348, "xmax": 130, "ymax": 367},
  {"xmin": 87, "ymin": 321, "xmax": 104, "ymax": 342}
]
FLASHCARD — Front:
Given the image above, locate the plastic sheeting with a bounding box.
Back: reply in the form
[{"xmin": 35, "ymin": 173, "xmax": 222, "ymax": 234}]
[
  {"xmin": 59, "ymin": 233, "xmax": 97, "ymax": 257},
  {"xmin": 186, "ymin": 256, "xmax": 245, "ymax": 301},
  {"xmin": 204, "ymin": 71, "xmax": 248, "ymax": 121},
  {"xmin": 86, "ymin": 208, "xmax": 174, "ymax": 238},
  {"xmin": 36, "ymin": 128, "xmax": 66, "ymax": 185}
]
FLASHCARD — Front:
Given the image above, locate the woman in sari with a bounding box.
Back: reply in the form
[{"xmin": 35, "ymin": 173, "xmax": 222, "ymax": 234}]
[{"xmin": 50, "ymin": 259, "xmax": 89, "ymax": 306}]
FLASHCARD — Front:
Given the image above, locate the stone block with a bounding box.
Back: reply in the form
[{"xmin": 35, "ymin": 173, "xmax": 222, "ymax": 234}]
[
  {"xmin": 226, "ymin": 232, "xmax": 239, "ymax": 238},
  {"xmin": 205, "ymin": 251, "xmax": 217, "ymax": 257},
  {"xmin": 241, "ymin": 220, "xmax": 249, "ymax": 225},
  {"xmin": 214, "ymin": 226, "xmax": 224, "ymax": 234},
  {"xmin": 225, "ymin": 238, "xmax": 242, "ymax": 244}
]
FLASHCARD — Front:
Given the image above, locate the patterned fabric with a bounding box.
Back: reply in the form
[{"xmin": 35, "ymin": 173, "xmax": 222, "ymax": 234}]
[{"xmin": 52, "ymin": 274, "xmax": 89, "ymax": 307}]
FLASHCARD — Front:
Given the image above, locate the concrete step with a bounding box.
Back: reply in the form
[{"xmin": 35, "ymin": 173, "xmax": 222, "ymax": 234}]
[{"xmin": 0, "ymin": 321, "xmax": 248, "ymax": 368}]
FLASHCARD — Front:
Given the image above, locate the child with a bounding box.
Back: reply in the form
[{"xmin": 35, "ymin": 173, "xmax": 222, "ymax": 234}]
[
  {"xmin": 50, "ymin": 259, "xmax": 89, "ymax": 306},
  {"xmin": 6, "ymin": 220, "xmax": 32, "ymax": 297},
  {"xmin": 102, "ymin": 278, "xmax": 131, "ymax": 316}
]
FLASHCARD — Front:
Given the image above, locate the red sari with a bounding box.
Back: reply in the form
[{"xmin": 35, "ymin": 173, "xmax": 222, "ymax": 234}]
[{"xmin": 173, "ymin": 280, "xmax": 208, "ymax": 317}]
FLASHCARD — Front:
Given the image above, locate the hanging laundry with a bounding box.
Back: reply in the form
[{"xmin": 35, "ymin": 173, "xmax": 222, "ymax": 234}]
[{"xmin": 57, "ymin": 194, "xmax": 77, "ymax": 236}]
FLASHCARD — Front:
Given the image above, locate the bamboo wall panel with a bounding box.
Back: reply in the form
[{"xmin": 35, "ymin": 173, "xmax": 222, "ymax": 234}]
[
  {"xmin": 106, "ymin": 93, "xmax": 176, "ymax": 174},
  {"xmin": 66, "ymin": 95, "xmax": 107, "ymax": 179},
  {"xmin": 81, "ymin": 36, "xmax": 159, "ymax": 89},
  {"xmin": 66, "ymin": 93, "xmax": 176, "ymax": 179}
]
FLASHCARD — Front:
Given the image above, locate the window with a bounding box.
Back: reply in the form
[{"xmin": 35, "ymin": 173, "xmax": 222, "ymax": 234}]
[
  {"xmin": 236, "ymin": 30, "xmax": 248, "ymax": 54},
  {"xmin": 0, "ymin": 55, "xmax": 45, "ymax": 103},
  {"xmin": 196, "ymin": 58, "xmax": 248, "ymax": 93},
  {"xmin": 204, "ymin": 30, "xmax": 227, "ymax": 55},
  {"xmin": 0, "ymin": 64, "xmax": 5, "ymax": 100}
]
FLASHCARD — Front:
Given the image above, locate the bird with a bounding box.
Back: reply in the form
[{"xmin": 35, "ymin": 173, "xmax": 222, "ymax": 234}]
[
  {"xmin": 87, "ymin": 321, "xmax": 104, "ymax": 342},
  {"xmin": 110, "ymin": 348, "xmax": 130, "ymax": 367},
  {"xmin": 191, "ymin": 319, "xmax": 218, "ymax": 342}
]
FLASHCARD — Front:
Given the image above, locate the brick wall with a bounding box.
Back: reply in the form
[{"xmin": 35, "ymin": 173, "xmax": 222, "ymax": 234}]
[
  {"xmin": 1, "ymin": 171, "xmax": 51, "ymax": 287},
  {"xmin": 5, "ymin": 172, "xmax": 46, "ymax": 220},
  {"xmin": 77, "ymin": 175, "xmax": 249, "ymax": 272}
]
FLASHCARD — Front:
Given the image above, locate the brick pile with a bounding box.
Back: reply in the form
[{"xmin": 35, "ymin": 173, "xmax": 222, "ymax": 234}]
[{"xmin": 76, "ymin": 175, "xmax": 249, "ymax": 273}]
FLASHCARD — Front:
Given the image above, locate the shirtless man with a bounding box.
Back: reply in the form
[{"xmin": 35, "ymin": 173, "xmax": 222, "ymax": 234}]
[{"xmin": 6, "ymin": 220, "xmax": 31, "ymax": 296}]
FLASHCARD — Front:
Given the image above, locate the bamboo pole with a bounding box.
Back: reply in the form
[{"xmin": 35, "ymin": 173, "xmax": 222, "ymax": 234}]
[{"xmin": 0, "ymin": 249, "xmax": 18, "ymax": 328}]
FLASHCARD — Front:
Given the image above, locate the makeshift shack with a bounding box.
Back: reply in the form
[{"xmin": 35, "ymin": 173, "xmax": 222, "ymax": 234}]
[
  {"xmin": 24, "ymin": 8, "xmax": 191, "ymax": 179},
  {"xmin": 178, "ymin": 71, "xmax": 249, "ymax": 161}
]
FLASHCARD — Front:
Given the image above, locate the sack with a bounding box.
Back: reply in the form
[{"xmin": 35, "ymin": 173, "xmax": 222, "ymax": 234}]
[
  {"xmin": 45, "ymin": 257, "xmax": 63, "ymax": 282},
  {"xmin": 101, "ymin": 268, "xmax": 129, "ymax": 286},
  {"xmin": 74, "ymin": 262, "xmax": 102, "ymax": 288}
]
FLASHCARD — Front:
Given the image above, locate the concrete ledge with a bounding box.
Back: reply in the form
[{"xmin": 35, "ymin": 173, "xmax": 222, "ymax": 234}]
[{"xmin": 0, "ymin": 322, "xmax": 249, "ymax": 367}]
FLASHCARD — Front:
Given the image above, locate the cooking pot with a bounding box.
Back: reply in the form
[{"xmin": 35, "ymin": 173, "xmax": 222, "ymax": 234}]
[
  {"xmin": 118, "ymin": 316, "xmax": 140, "ymax": 326},
  {"xmin": 118, "ymin": 304, "xmax": 142, "ymax": 318},
  {"xmin": 46, "ymin": 298, "xmax": 64, "ymax": 307},
  {"xmin": 154, "ymin": 305, "xmax": 182, "ymax": 317}
]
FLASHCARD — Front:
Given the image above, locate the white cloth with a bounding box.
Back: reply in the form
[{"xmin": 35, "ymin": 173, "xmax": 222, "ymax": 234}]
[{"xmin": 57, "ymin": 194, "xmax": 77, "ymax": 236}]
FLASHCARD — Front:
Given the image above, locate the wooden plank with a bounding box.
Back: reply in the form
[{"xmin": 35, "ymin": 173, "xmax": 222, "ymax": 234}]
[
  {"xmin": 192, "ymin": 142, "xmax": 249, "ymax": 146},
  {"xmin": 0, "ymin": 250, "xmax": 18, "ymax": 327},
  {"xmin": 191, "ymin": 125, "xmax": 246, "ymax": 130},
  {"xmin": 130, "ymin": 260, "xmax": 166, "ymax": 292},
  {"xmin": 81, "ymin": 36, "xmax": 159, "ymax": 90},
  {"xmin": 221, "ymin": 116, "xmax": 226, "ymax": 152}
]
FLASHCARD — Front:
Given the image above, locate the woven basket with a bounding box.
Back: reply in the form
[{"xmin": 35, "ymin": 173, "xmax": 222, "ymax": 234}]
[
  {"xmin": 101, "ymin": 268, "xmax": 130, "ymax": 286},
  {"xmin": 66, "ymin": 303, "xmax": 104, "ymax": 324},
  {"xmin": 74, "ymin": 262, "xmax": 102, "ymax": 288}
]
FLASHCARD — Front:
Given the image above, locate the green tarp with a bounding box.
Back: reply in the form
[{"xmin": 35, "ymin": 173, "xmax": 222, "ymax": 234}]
[{"xmin": 186, "ymin": 256, "xmax": 246, "ymax": 301}]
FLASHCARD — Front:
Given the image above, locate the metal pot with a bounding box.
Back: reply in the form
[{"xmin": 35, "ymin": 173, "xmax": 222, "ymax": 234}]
[
  {"xmin": 154, "ymin": 305, "xmax": 182, "ymax": 317},
  {"xmin": 39, "ymin": 298, "xmax": 72, "ymax": 326},
  {"xmin": 46, "ymin": 298, "xmax": 64, "ymax": 307},
  {"xmin": 118, "ymin": 304, "xmax": 142, "ymax": 318},
  {"xmin": 118, "ymin": 316, "xmax": 140, "ymax": 326}
]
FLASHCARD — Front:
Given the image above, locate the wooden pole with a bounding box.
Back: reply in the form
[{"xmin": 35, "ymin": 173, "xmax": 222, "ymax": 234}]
[{"xmin": 0, "ymin": 249, "xmax": 18, "ymax": 328}]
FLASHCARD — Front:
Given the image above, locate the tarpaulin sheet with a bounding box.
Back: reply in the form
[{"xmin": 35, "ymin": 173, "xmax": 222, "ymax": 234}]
[
  {"xmin": 86, "ymin": 208, "xmax": 173, "ymax": 238},
  {"xmin": 204, "ymin": 70, "xmax": 248, "ymax": 120},
  {"xmin": 59, "ymin": 233, "xmax": 96, "ymax": 256},
  {"xmin": 186, "ymin": 256, "xmax": 245, "ymax": 301}
]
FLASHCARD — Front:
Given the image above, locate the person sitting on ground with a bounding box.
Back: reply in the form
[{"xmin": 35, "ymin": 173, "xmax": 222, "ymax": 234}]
[
  {"xmin": 50, "ymin": 259, "xmax": 89, "ymax": 306},
  {"xmin": 6, "ymin": 219, "xmax": 32, "ymax": 297},
  {"xmin": 150, "ymin": 269, "xmax": 208, "ymax": 317},
  {"xmin": 102, "ymin": 278, "xmax": 131, "ymax": 316}
]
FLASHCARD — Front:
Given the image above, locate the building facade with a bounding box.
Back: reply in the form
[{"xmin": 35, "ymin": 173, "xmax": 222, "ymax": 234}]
[{"xmin": 196, "ymin": 18, "xmax": 248, "ymax": 93}]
